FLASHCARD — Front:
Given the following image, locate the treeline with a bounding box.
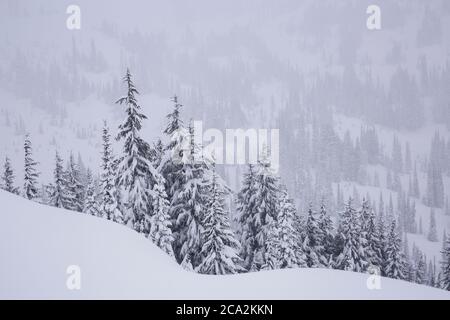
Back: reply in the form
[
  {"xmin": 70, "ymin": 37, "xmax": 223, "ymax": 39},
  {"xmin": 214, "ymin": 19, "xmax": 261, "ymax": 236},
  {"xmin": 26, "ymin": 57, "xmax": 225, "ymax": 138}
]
[{"xmin": 1, "ymin": 70, "xmax": 449, "ymax": 291}]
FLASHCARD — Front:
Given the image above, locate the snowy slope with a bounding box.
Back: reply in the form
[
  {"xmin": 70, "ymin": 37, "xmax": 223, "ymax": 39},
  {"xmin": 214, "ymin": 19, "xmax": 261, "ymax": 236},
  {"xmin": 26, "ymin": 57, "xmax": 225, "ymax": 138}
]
[{"xmin": 0, "ymin": 190, "xmax": 449, "ymax": 300}]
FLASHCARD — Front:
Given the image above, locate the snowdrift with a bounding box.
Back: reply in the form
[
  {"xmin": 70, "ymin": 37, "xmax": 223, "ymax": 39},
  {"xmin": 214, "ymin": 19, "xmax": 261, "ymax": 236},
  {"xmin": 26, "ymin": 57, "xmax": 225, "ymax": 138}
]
[{"xmin": 0, "ymin": 190, "xmax": 449, "ymax": 300}]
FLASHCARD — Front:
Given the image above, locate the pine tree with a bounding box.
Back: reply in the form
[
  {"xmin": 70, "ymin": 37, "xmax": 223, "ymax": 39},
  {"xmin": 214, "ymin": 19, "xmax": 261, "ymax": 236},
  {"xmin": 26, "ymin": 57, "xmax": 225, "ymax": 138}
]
[
  {"xmin": 170, "ymin": 120, "xmax": 210, "ymax": 266},
  {"xmin": 65, "ymin": 152, "xmax": 85, "ymax": 212},
  {"xmin": 303, "ymin": 205, "xmax": 324, "ymax": 267},
  {"xmin": 427, "ymin": 209, "xmax": 438, "ymax": 242},
  {"xmin": 164, "ymin": 95, "xmax": 183, "ymax": 149},
  {"xmin": 83, "ymin": 169, "xmax": 100, "ymax": 216},
  {"xmin": 426, "ymin": 134, "xmax": 445, "ymax": 208},
  {"xmin": 427, "ymin": 259, "xmax": 437, "ymax": 288},
  {"xmin": 1, "ymin": 156, "xmax": 18, "ymax": 194},
  {"xmin": 361, "ymin": 200, "xmax": 382, "ymax": 268},
  {"xmin": 445, "ymin": 196, "xmax": 450, "ymax": 216},
  {"xmin": 115, "ymin": 69, "xmax": 157, "ymax": 232},
  {"xmin": 317, "ymin": 201, "xmax": 334, "ymax": 265},
  {"xmin": 412, "ymin": 245, "xmax": 426, "ymax": 284},
  {"xmin": 197, "ymin": 166, "xmax": 241, "ymax": 275},
  {"xmin": 335, "ymin": 199, "xmax": 369, "ymax": 272},
  {"xmin": 412, "ymin": 163, "xmax": 420, "ymax": 198},
  {"xmin": 403, "ymin": 234, "xmax": 413, "ymax": 281},
  {"xmin": 405, "ymin": 142, "xmax": 412, "ymax": 173},
  {"xmin": 419, "ymin": 216, "xmax": 423, "ymax": 234},
  {"xmin": 148, "ymin": 174, "xmax": 174, "ymax": 257},
  {"xmin": 236, "ymin": 164, "xmax": 258, "ymax": 271},
  {"xmin": 376, "ymin": 210, "xmax": 388, "ymax": 275},
  {"xmin": 267, "ymin": 187, "xmax": 306, "ymax": 269},
  {"xmin": 100, "ymin": 121, "xmax": 122, "ymax": 222},
  {"xmin": 248, "ymin": 154, "xmax": 280, "ymax": 270},
  {"xmin": 440, "ymin": 236, "xmax": 450, "ymax": 290},
  {"xmin": 50, "ymin": 151, "xmax": 71, "ymax": 209},
  {"xmin": 23, "ymin": 134, "xmax": 40, "ymax": 200},
  {"xmin": 263, "ymin": 218, "xmax": 282, "ymax": 270},
  {"xmin": 384, "ymin": 220, "xmax": 407, "ymax": 280},
  {"xmin": 392, "ymin": 135, "xmax": 403, "ymax": 173},
  {"xmin": 159, "ymin": 95, "xmax": 185, "ymax": 199}
]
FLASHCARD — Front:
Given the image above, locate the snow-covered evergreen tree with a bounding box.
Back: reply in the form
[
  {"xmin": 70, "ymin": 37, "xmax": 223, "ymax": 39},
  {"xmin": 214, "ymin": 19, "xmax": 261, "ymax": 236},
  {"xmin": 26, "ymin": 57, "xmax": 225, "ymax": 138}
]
[
  {"xmin": 264, "ymin": 187, "xmax": 306, "ymax": 270},
  {"xmin": 236, "ymin": 164, "xmax": 258, "ymax": 271},
  {"xmin": 384, "ymin": 220, "xmax": 407, "ymax": 280},
  {"xmin": 83, "ymin": 169, "xmax": 100, "ymax": 216},
  {"xmin": 440, "ymin": 235, "xmax": 450, "ymax": 290},
  {"xmin": 49, "ymin": 151, "xmax": 70, "ymax": 209},
  {"xmin": 148, "ymin": 174, "xmax": 174, "ymax": 258},
  {"xmin": 115, "ymin": 69, "xmax": 157, "ymax": 232},
  {"xmin": 65, "ymin": 152, "xmax": 85, "ymax": 212},
  {"xmin": 335, "ymin": 199, "xmax": 368, "ymax": 272},
  {"xmin": 1, "ymin": 156, "xmax": 18, "ymax": 194},
  {"xmin": 159, "ymin": 95, "xmax": 185, "ymax": 200},
  {"xmin": 100, "ymin": 121, "xmax": 122, "ymax": 222},
  {"xmin": 412, "ymin": 244, "xmax": 427, "ymax": 284},
  {"xmin": 427, "ymin": 209, "xmax": 438, "ymax": 242},
  {"xmin": 412, "ymin": 163, "xmax": 420, "ymax": 198},
  {"xmin": 263, "ymin": 218, "xmax": 282, "ymax": 270},
  {"xmin": 317, "ymin": 201, "xmax": 334, "ymax": 265},
  {"xmin": 303, "ymin": 205, "xmax": 324, "ymax": 267},
  {"xmin": 23, "ymin": 134, "xmax": 39, "ymax": 200},
  {"xmin": 426, "ymin": 132, "xmax": 445, "ymax": 208},
  {"xmin": 361, "ymin": 200, "xmax": 382, "ymax": 268},
  {"xmin": 170, "ymin": 121, "xmax": 210, "ymax": 266},
  {"xmin": 377, "ymin": 215, "xmax": 389, "ymax": 275},
  {"xmin": 197, "ymin": 165, "xmax": 241, "ymax": 274},
  {"xmin": 240, "ymin": 153, "xmax": 280, "ymax": 271},
  {"xmin": 445, "ymin": 196, "xmax": 450, "ymax": 216}
]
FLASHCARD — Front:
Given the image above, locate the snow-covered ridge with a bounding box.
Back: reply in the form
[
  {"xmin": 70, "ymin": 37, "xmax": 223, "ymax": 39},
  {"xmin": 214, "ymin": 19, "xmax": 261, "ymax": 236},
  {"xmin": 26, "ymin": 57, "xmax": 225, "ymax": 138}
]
[{"xmin": 0, "ymin": 190, "xmax": 448, "ymax": 299}]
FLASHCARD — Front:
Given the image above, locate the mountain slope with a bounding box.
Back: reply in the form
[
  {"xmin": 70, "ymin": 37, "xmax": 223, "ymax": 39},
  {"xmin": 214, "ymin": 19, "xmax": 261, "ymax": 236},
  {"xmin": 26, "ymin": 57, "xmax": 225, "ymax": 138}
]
[{"xmin": 0, "ymin": 191, "xmax": 449, "ymax": 299}]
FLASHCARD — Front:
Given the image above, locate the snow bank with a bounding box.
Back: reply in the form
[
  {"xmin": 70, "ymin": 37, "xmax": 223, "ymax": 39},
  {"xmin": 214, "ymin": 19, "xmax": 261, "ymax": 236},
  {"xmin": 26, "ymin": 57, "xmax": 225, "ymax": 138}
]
[{"xmin": 0, "ymin": 191, "xmax": 449, "ymax": 300}]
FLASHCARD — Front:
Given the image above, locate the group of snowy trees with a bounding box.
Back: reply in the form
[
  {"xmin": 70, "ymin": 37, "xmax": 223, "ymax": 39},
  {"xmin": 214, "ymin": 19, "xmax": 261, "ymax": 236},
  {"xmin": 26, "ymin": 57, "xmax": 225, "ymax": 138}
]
[{"xmin": 1, "ymin": 70, "xmax": 449, "ymax": 291}]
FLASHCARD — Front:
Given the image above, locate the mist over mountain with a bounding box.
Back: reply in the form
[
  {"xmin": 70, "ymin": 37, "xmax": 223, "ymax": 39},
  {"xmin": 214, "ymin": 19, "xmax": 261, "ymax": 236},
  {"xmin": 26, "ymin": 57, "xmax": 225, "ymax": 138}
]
[{"xmin": 0, "ymin": 0, "xmax": 449, "ymax": 295}]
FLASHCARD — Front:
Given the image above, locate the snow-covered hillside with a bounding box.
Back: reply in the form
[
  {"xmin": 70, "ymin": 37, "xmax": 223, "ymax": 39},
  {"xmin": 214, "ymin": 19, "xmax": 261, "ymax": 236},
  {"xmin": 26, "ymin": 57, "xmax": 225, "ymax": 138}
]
[{"xmin": 0, "ymin": 190, "xmax": 448, "ymax": 299}]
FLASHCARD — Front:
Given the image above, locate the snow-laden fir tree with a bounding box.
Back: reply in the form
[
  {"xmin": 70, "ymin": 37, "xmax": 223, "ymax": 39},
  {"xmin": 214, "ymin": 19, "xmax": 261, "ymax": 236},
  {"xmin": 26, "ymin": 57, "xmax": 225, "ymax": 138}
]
[
  {"xmin": 376, "ymin": 207, "xmax": 388, "ymax": 275},
  {"xmin": 445, "ymin": 196, "xmax": 450, "ymax": 216},
  {"xmin": 66, "ymin": 152, "xmax": 85, "ymax": 212},
  {"xmin": 148, "ymin": 174, "xmax": 174, "ymax": 258},
  {"xmin": 335, "ymin": 199, "xmax": 369, "ymax": 272},
  {"xmin": 159, "ymin": 95, "xmax": 185, "ymax": 200},
  {"xmin": 49, "ymin": 151, "xmax": 71, "ymax": 209},
  {"xmin": 403, "ymin": 234, "xmax": 414, "ymax": 281},
  {"xmin": 170, "ymin": 121, "xmax": 210, "ymax": 266},
  {"xmin": 426, "ymin": 132, "xmax": 445, "ymax": 208},
  {"xmin": 83, "ymin": 169, "xmax": 100, "ymax": 216},
  {"xmin": 263, "ymin": 218, "xmax": 282, "ymax": 270},
  {"xmin": 427, "ymin": 259, "xmax": 437, "ymax": 288},
  {"xmin": 23, "ymin": 134, "xmax": 40, "ymax": 200},
  {"xmin": 427, "ymin": 209, "xmax": 438, "ymax": 242},
  {"xmin": 303, "ymin": 205, "xmax": 325, "ymax": 267},
  {"xmin": 1, "ymin": 156, "xmax": 18, "ymax": 194},
  {"xmin": 361, "ymin": 200, "xmax": 382, "ymax": 268},
  {"xmin": 197, "ymin": 165, "xmax": 241, "ymax": 275},
  {"xmin": 440, "ymin": 235, "xmax": 450, "ymax": 290},
  {"xmin": 412, "ymin": 163, "xmax": 420, "ymax": 198},
  {"xmin": 238, "ymin": 150, "xmax": 280, "ymax": 271},
  {"xmin": 278, "ymin": 187, "xmax": 307, "ymax": 268},
  {"xmin": 264, "ymin": 186, "xmax": 306, "ymax": 270},
  {"xmin": 236, "ymin": 164, "xmax": 258, "ymax": 271},
  {"xmin": 384, "ymin": 219, "xmax": 407, "ymax": 280},
  {"xmin": 412, "ymin": 244, "xmax": 426, "ymax": 284},
  {"xmin": 100, "ymin": 121, "xmax": 122, "ymax": 222},
  {"xmin": 317, "ymin": 201, "xmax": 334, "ymax": 266},
  {"xmin": 115, "ymin": 69, "xmax": 158, "ymax": 232}
]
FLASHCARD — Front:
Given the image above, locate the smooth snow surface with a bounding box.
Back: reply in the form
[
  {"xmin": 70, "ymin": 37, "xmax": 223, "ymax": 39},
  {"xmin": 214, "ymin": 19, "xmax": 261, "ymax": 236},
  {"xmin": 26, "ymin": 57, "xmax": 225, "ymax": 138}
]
[{"xmin": 0, "ymin": 191, "xmax": 449, "ymax": 300}]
